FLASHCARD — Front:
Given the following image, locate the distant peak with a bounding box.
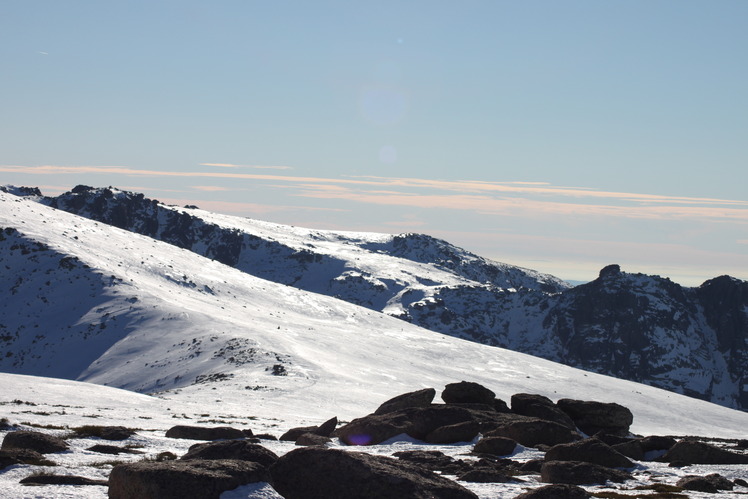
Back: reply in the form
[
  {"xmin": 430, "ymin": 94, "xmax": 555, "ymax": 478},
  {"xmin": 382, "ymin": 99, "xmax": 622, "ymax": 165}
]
[{"xmin": 598, "ymin": 264, "xmax": 621, "ymax": 279}]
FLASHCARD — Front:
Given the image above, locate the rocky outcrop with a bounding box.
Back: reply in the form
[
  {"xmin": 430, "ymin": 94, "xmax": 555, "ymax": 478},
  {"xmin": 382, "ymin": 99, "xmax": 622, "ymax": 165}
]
[
  {"xmin": 555, "ymin": 399, "xmax": 633, "ymax": 436},
  {"xmin": 540, "ymin": 460, "xmax": 632, "ymax": 485},
  {"xmin": 375, "ymin": 388, "xmax": 436, "ymax": 415},
  {"xmin": 544, "ymin": 438, "xmax": 634, "ymax": 469},
  {"xmin": 676, "ymin": 473, "xmax": 734, "ymax": 493},
  {"xmin": 268, "ymin": 446, "xmax": 479, "ymax": 499},
  {"xmin": 660, "ymin": 440, "xmax": 748, "ymax": 465},
  {"xmin": 164, "ymin": 425, "xmax": 245, "ymax": 441},
  {"xmin": 180, "ymin": 440, "xmax": 279, "ymax": 467},
  {"xmin": 485, "ymin": 419, "xmax": 581, "ymax": 448}
]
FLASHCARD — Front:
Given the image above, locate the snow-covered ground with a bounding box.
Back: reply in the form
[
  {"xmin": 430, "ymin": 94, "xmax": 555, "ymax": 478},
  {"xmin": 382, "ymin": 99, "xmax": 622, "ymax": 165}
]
[{"xmin": 3, "ymin": 190, "xmax": 748, "ymax": 497}]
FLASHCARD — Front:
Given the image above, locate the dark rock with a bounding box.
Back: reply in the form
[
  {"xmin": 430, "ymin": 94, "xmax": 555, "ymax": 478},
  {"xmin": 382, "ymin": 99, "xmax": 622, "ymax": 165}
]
[
  {"xmin": 734, "ymin": 478, "xmax": 748, "ymax": 487},
  {"xmin": 737, "ymin": 439, "xmax": 748, "ymax": 449},
  {"xmin": 269, "ymin": 447, "xmax": 479, "ymax": 499},
  {"xmin": 611, "ymin": 440, "xmax": 644, "ymax": 461},
  {"xmin": 556, "ymin": 399, "xmax": 633, "ymax": 436},
  {"xmin": 540, "ymin": 460, "xmax": 632, "ymax": 485},
  {"xmin": 473, "ymin": 436, "xmax": 517, "ymax": 456},
  {"xmin": 20, "ymin": 474, "xmax": 108, "ymax": 486},
  {"xmin": 514, "ymin": 483, "xmax": 591, "ymax": 498},
  {"xmin": 87, "ymin": 444, "xmax": 143, "ymax": 455},
  {"xmin": 660, "ymin": 440, "xmax": 748, "ymax": 465},
  {"xmin": 511, "ymin": 394, "xmax": 576, "ymax": 429},
  {"xmin": 485, "ymin": 419, "xmax": 581, "ymax": 447},
  {"xmin": 336, "ymin": 405, "xmax": 475, "ymax": 445},
  {"xmin": 592, "ymin": 433, "xmax": 633, "ymax": 446},
  {"xmin": 279, "ymin": 416, "xmax": 338, "ymax": 441},
  {"xmin": 108, "ymin": 459, "xmax": 269, "ymax": 499},
  {"xmin": 375, "ymin": 388, "xmax": 436, "ymax": 415},
  {"xmin": 89, "ymin": 426, "xmax": 135, "ymax": 441},
  {"xmin": 294, "ymin": 433, "xmax": 331, "ymax": 446},
  {"xmin": 442, "ymin": 381, "xmax": 496, "ymax": 405},
  {"xmin": 519, "ymin": 459, "xmax": 544, "ymax": 473},
  {"xmin": 164, "ymin": 425, "xmax": 244, "ymax": 441},
  {"xmin": 424, "ymin": 420, "xmax": 480, "ymax": 444},
  {"xmin": 545, "ymin": 438, "xmax": 634, "ymax": 468},
  {"xmin": 393, "ymin": 450, "xmax": 470, "ymax": 475},
  {"xmin": 181, "ymin": 440, "xmax": 278, "ymax": 467},
  {"xmin": 253, "ymin": 433, "xmax": 278, "ymax": 441},
  {"xmin": 1, "ymin": 431, "xmax": 69, "ymax": 454},
  {"xmin": 639, "ymin": 435, "xmax": 676, "ymax": 452},
  {"xmin": 677, "ymin": 473, "xmax": 734, "ymax": 492},
  {"xmin": 457, "ymin": 468, "xmax": 513, "ymax": 483}
]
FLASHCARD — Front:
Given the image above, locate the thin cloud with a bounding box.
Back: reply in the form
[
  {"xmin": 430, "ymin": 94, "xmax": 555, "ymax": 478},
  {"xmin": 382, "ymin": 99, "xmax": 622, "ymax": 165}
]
[
  {"xmin": 200, "ymin": 163, "xmax": 293, "ymax": 170},
  {"xmin": 191, "ymin": 185, "xmax": 233, "ymax": 192}
]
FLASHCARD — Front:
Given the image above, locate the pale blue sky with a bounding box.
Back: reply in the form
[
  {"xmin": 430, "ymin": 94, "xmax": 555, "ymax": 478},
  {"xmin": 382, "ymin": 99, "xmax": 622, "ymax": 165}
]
[{"xmin": 2, "ymin": 1, "xmax": 747, "ymax": 285}]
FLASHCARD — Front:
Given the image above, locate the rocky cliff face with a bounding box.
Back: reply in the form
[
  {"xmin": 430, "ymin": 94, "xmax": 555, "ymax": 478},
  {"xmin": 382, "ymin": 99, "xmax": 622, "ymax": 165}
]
[{"xmin": 16, "ymin": 186, "xmax": 748, "ymax": 410}]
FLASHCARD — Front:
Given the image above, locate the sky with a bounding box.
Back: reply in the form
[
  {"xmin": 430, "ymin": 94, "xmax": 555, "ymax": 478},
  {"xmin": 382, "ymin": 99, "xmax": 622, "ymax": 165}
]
[{"xmin": 1, "ymin": 0, "xmax": 746, "ymax": 285}]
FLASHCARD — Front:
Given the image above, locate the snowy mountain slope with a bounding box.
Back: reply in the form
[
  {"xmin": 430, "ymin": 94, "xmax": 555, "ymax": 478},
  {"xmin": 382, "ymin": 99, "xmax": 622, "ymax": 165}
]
[
  {"xmin": 5, "ymin": 186, "xmax": 748, "ymax": 412},
  {"xmin": 3, "ymin": 190, "xmax": 748, "ymax": 441}
]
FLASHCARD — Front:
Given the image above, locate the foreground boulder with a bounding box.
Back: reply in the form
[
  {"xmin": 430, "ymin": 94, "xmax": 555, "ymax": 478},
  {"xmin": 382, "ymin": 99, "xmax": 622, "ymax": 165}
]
[
  {"xmin": 473, "ymin": 436, "xmax": 517, "ymax": 456},
  {"xmin": 514, "ymin": 483, "xmax": 591, "ymax": 498},
  {"xmin": 108, "ymin": 459, "xmax": 269, "ymax": 499},
  {"xmin": 180, "ymin": 440, "xmax": 278, "ymax": 467},
  {"xmin": 269, "ymin": 447, "xmax": 479, "ymax": 499},
  {"xmin": 540, "ymin": 460, "xmax": 632, "ymax": 485},
  {"xmin": 556, "ymin": 399, "xmax": 633, "ymax": 436},
  {"xmin": 1, "ymin": 430, "xmax": 68, "ymax": 454},
  {"xmin": 660, "ymin": 440, "xmax": 748, "ymax": 465},
  {"xmin": 545, "ymin": 438, "xmax": 634, "ymax": 468},
  {"xmin": 375, "ymin": 388, "xmax": 436, "ymax": 415},
  {"xmin": 279, "ymin": 416, "xmax": 338, "ymax": 441},
  {"xmin": 164, "ymin": 426, "xmax": 245, "ymax": 441}
]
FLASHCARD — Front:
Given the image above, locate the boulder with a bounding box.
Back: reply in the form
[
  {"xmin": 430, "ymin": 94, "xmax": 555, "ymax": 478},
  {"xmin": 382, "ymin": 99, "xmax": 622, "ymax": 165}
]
[
  {"xmin": 375, "ymin": 388, "xmax": 436, "ymax": 415},
  {"xmin": 108, "ymin": 459, "xmax": 269, "ymax": 499},
  {"xmin": 677, "ymin": 473, "xmax": 734, "ymax": 493},
  {"xmin": 1, "ymin": 448, "xmax": 47, "ymax": 469},
  {"xmin": 294, "ymin": 433, "xmax": 332, "ymax": 446},
  {"xmin": 660, "ymin": 440, "xmax": 748, "ymax": 465},
  {"xmin": 473, "ymin": 436, "xmax": 517, "ymax": 456},
  {"xmin": 269, "ymin": 447, "xmax": 479, "ymax": 499},
  {"xmin": 639, "ymin": 435, "xmax": 676, "ymax": 452},
  {"xmin": 336, "ymin": 405, "xmax": 474, "ymax": 445},
  {"xmin": 485, "ymin": 419, "xmax": 581, "ymax": 448},
  {"xmin": 1, "ymin": 430, "xmax": 69, "ymax": 454},
  {"xmin": 442, "ymin": 381, "xmax": 496, "ymax": 405},
  {"xmin": 165, "ymin": 426, "xmax": 244, "ymax": 441},
  {"xmin": 393, "ymin": 450, "xmax": 469, "ymax": 475},
  {"xmin": 540, "ymin": 460, "xmax": 632, "ymax": 485},
  {"xmin": 279, "ymin": 416, "xmax": 338, "ymax": 441},
  {"xmin": 610, "ymin": 440, "xmax": 644, "ymax": 461},
  {"xmin": 511, "ymin": 394, "xmax": 576, "ymax": 429},
  {"xmin": 87, "ymin": 444, "xmax": 143, "ymax": 455},
  {"xmin": 424, "ymin": 421, "xmax": 480, "ymax": 444},
  {"xmin": 73, "ymin": 425, "xmax": 135, "ymax": 440},
  {"xmin": 457, "ymin": 469, "xmax": 513, "ymax": 483},
  {"xmin": 181, "ymin": 440, "xmax": 278, "ymax": 467},
  {"xmin": 545, "ymin": 438, "xmax": 634, "ymax": 468},
  {"xmin": 556, "ymin": 399, "xmax": 633, "ymax": 436},
  {"xmin": 514, "ymin": 483, "xmax": 591, "ymax": 498}
]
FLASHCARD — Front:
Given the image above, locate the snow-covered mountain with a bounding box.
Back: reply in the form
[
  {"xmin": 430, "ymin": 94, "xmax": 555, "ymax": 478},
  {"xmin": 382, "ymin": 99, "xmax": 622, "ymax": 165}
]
[
  {"xmin": 3, "ymin": 185, "xmax": 748, "ymax": 413},
  {"xmin": 3, "ymin": 187, "xmax": 748, "ymax": 441}
]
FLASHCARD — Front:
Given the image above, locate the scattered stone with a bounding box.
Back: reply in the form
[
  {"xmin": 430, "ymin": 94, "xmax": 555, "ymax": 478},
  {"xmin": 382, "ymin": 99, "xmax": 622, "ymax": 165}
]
[
  {"xmin": 108, "ymin": 459, "xmax": 269, "ymax": 499},
  {"xmin": 540, "ymin": 460, "xmax": 631, "ymax": 485},
  {"xmin": 1, "ymin": 430, "xmax": 69, "ymax": 454},
  {"xmin": 485, "ymin": 419, "xmax": 580, "ymax": 448},
  {"xmin": 473, "ymin": 436, "xmax": 517, "ymax": 456},
  {"xmin": 556, "ymin": 399, "xmax": 633, "ymax": 436},
  {"xmin": 20, "ymin": 474, "xmax": 107, "ymax": 486},
  {"xmin": 1, "ymin": 448, "xmax": 49, "ymax": 469},
  {"xmin": 677, "ymin": 473, "xmax": 734, "ymax": 493},
  {"xmin": 180, "ymin": 440, "xmax": 278, "ymax": 467},
  {"xmin": 269, "ymin": 447, "xmax": 479, "ymax": 499},
  {"xmin": 164, "ymin": 425, "xmax": 244, "ymax": 441},
  {"xmin": 545, "ymin": 438, "xmax": 634, "ymax": 469},
  {"xmin": 511, "ymin": 394, "xmax": 576, "ymax": 429},
  {"xmin": 86, "ymin": 444, "xmax": 143, "ymax": 455},
  {"xmin": 513, "ymin": 483, "xmax": 591, "ymax": 498},
  {"xmin": 72, "ymin": 425, "xmax": 135, "ymax": 440},
  {"xmin": 660, "ymin": 440, "xmax": 748, "ymax": 465},
  {"xmin": 442, "ymin": 381, "xmax": 496, "ymax": 406},
  {"xmin": 375, "ymin": 388, "xmax": 436, "ymax": 415}
]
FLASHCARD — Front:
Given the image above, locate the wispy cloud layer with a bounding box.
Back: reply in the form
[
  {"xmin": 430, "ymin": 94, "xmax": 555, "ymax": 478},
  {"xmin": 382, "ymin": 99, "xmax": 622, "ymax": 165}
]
[
  {"xmin": 200, "ymin": 163, "xmax": 293, "ymax": 170},
  {"xmin": 2, "ymin": 164, "xmax": 747, "ymax": 223}
]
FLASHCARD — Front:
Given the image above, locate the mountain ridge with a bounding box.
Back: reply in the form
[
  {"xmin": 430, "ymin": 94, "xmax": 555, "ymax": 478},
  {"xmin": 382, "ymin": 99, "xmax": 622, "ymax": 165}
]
[{"xmin": 3, "ymin": 185, "xmax": 747, "ymax": 412}]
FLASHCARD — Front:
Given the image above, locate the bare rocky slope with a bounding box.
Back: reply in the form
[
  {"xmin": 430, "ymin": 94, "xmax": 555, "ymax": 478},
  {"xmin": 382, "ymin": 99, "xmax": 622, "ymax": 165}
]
[{"xmin": 4, "ymin": 185, "xmax": 748, "ymax": 411}]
